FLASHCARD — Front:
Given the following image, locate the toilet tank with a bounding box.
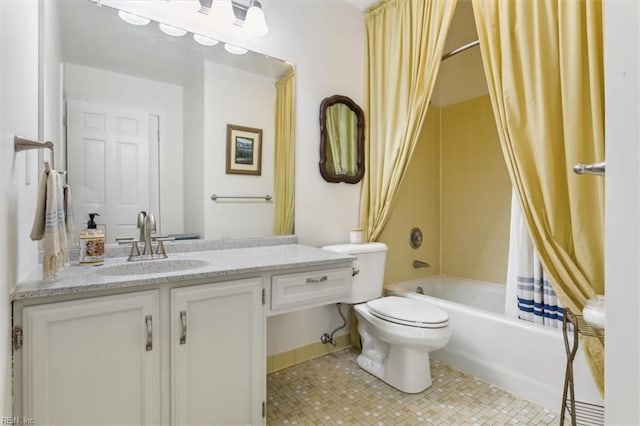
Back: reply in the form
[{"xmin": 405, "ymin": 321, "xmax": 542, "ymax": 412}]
[{"xmin": 321, "ymin": 242, "xmax": 388, "ymax": 304}]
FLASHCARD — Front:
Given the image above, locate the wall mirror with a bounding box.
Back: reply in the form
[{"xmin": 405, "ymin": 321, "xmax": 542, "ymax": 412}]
[
  {"xmin": 42, "ymin": 0, "xmax": 295, "ymax": 242},
  {"xmin": 319, "ymin": 95, "xmax": 364, "ymax": 184}
]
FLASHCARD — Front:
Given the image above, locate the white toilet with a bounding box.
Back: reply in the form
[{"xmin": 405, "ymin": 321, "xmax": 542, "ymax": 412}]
[{"xmin": 322, "ymin": 242, "xmax": 451, "ymax": 394}]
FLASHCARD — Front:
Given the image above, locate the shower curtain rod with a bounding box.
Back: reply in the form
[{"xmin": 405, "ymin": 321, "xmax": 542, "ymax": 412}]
[{"xmin": 442, "ymin": 40, "xmax": 479, "ymax": 61}]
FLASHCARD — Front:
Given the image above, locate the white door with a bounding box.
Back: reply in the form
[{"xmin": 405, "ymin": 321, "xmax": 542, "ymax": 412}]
[
  {"xmin": 604, "ymin": 2, "xmax": 640, "ymax": 424},
  {"xmin": 22, "ymin": 291, "xmax": 160, "ymax": 425},
  {"xmin": 66, "ymin": 99, "xmax": 153, "ymax": 242},
  {"xmin": 171, "ymin": 278, "xmax": 265, "ymax": 425}
]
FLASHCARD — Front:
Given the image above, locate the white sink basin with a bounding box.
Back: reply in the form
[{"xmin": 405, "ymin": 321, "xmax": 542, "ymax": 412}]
[{"xmin": 95, "ymin": 258, "xmax": 209, "ymax": 276}]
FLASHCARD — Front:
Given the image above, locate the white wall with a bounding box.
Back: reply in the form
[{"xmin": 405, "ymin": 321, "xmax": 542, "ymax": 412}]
[
  {"xmin": 604, "ymin": 2, "xmax": 640, "ymax": 424},
  {"xmin": 63, "ymin": 63, "xmax": 185, "ymax": 235},
  {"xmin": 0, "ymin": 0, "xmax": 40, "ymax": 415},
  {"xmin": 203, "ymin": 61, "xmax": 276, "ymax": 238}
]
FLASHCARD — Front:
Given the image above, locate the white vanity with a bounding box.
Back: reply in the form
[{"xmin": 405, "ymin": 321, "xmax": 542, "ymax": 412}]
[{"xmin": 11, "ymin": 237, "xmax": 353, "ymax": 425}]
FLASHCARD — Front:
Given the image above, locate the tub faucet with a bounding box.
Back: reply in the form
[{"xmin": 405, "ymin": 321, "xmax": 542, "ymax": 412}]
[{"xmin": 413, "ymin": 260, "xmax": 430, "ymax": 269}]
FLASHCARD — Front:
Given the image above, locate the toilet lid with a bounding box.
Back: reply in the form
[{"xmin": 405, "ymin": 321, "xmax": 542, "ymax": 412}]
[{"xmin": 367, "ymin": 296, "xmax": 449, "ymax": 328}]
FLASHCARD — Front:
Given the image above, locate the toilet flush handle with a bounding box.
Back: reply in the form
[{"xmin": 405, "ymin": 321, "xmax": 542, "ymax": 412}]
[{"xmin": 352, "ymin": 259, "xmax": 360, "ymax": 276}]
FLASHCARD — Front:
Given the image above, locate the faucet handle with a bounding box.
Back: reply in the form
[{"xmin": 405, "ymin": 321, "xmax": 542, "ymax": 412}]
[
  {"xmin": 116, "ymin": 237, "xmax": 141, "ymax": 261},
  {"xmin": 154, "ymin": 237, "xmax": 174, "ymax": 258}
]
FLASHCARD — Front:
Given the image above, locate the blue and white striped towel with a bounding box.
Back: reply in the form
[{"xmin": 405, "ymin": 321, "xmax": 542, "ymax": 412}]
[{"xmin": 30, "ymin": 170, "xmax": 70, "ymax": 279}]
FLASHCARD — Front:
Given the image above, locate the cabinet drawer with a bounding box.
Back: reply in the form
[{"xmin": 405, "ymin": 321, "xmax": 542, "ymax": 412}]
[{"xmin": 271, "ymin": 267, "xmax": 352, "ymax": 312}]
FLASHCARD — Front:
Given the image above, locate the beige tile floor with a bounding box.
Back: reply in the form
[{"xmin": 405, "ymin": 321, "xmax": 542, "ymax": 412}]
[{"xmin": 267, "ymin": 348, "xmax": 562, "ymax": 425}]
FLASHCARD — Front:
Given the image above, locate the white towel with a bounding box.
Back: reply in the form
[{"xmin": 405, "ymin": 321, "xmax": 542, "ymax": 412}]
[{"xmin": 30, "ymin": 170, "xmax": 69, "ymax": 279}]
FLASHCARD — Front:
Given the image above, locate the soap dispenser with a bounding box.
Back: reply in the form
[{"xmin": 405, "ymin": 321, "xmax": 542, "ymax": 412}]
[{"xmin": 79, "ymin": 213, "xmax": 105, "ymax": 265}]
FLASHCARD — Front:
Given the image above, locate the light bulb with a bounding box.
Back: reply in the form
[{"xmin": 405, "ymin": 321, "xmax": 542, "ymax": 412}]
[
  {"xmin": 159, "ymin": 23, "xmax": 187, "ymax": 37},
  {"xmin": 211, "ymin": 0, "xmax": 236, "ymax": 25},
  {"xmin": 193, "ymin": 34, "xmax": 219, "ymax": 46},
  {"xmin": 244, "ymin": 1, "xmax": 268, "ymax": 36},
  {"xmin": 224, "ymin": 43, "xmax": 248, "ymax": 55},
  {"xmin": 118, "ymin": 10, "xmax": 150, "ymax": 26}
]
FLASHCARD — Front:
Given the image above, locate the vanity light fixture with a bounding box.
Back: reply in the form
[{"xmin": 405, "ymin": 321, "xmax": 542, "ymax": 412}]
[
  {"xmin": 118, "ymin": 10, "xmax": 150, "ymax": 26},
  {"xmin": 224, "ymin": 43, "xmax": 248, "ymax": 55},
  {"xmin": 193, "ymin": 33, "xmax": 219, "ymax": 46},
  {"xmin": 159, "ymin": 23, "xmax": 187, "ymax": 37},
  {"xmin": 210, "ymin": 0, "xmax": 236, "ymax": 25},
  {"xmin": 244, "ymin": 0, "xmax": 268, "ymax": 36}
]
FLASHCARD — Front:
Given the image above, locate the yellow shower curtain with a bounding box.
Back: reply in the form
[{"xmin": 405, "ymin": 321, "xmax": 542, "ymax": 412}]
[
  {"xmin": 274, "ymin": 68, "xmax": 296, "ymax": 235},
  {"xmin": 359, "ymin": 0, "xmax": 457, "ymax": 242},
  {"xmin": 472, "ymin": 0, "xmax": 605, "ymax": 394}
]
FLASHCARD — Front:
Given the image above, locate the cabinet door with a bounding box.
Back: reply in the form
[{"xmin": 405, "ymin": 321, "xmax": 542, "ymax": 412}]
[
  {"xmin": 172, "ymin": 278, "xmax": 264, "ymax": 426},
  {"xmin": 22, "ymin": 291, "xmax": 160, "ymax": 426}
]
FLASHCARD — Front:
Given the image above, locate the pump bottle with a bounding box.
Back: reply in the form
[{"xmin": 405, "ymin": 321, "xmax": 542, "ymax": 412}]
[{"xmin": 79, "ymin": 213, "xmax": 105, "ymax": 265}]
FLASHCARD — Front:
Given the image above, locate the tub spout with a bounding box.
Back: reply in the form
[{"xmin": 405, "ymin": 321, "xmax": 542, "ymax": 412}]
[{"xmin": 413, "ymin": 260, "xmax": 430, "ymax": 269}]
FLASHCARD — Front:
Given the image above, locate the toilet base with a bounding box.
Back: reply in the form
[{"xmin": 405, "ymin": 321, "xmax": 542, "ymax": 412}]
[{"xmin": 357, "ymin": 329, "xmax": 433, "ymax": 393}]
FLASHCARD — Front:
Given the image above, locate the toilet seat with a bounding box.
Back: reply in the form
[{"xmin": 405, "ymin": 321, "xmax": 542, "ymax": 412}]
[{"xmin": 366, "ymin": 296, "xmax": 449, "ymax": 329}]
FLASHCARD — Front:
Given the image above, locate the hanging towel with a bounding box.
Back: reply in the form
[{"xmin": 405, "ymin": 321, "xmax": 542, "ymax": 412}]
[{"xmin": 30, "ymin": 170, "xmax": 69, "ymax": 279}]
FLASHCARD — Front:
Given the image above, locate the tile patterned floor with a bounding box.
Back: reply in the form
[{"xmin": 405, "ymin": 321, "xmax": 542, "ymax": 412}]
[{"xmin": 267, "ymin": 348, "xmax": 562, "ymax": 425}]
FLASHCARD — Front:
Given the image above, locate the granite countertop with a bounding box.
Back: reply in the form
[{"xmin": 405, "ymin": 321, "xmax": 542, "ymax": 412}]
[{"xmin": 15, "ymin": 243, "xmax": 354, "ymax": 301}]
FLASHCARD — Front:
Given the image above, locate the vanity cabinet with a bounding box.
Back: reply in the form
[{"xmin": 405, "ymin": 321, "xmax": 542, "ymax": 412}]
[
  {"xmin": 17, "ymin": 277, "xmax": 265, "ymax": 426},
  {"xmin": 21, "ymin": 291, "xmax": 161, "ymax": 425},
  {"xmin": 171, "ymin": 278, "xmax": 264, "ymax": 425},
  {"xmin": 13, "ymin": 241, "xmax": 353, "ymax": 425}
]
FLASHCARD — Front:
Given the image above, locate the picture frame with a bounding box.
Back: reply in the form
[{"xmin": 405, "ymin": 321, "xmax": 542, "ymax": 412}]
[{"xmin": 226, "ymin": 124, "xmax": 263, "ymax": 176}]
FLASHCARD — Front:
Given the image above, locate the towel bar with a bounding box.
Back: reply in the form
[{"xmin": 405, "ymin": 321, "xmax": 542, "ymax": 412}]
[
  {"xmin": 210, "ymin": 194, "xmax": 272, "ymax": 201},
  {"xmin": 14, "ymin": 135, "xmax": 56, "ymax": 171}
]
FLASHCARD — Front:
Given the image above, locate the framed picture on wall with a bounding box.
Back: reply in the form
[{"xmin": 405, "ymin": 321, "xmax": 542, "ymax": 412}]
[{"xmin": 226, "ymin": 124, "xmax": 263, "ymax": 175}]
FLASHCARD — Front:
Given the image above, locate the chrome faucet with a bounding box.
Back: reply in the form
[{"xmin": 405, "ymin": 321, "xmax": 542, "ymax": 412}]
[
  {"xmin": 142, "ymin": 212, "xmax": 157, "ymax": 258},
  {"xmin": 117, "ymin": 211, "xmax": 172, "ymax": 261},
  {"xmin": 137, "ymin": 211, "xmax": 147, "ymax": 242}
]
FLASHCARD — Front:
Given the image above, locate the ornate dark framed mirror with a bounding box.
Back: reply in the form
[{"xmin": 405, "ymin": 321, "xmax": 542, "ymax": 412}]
[{"xmin": 319, "ymin": 95, "xmax": 365, "ymax": 184}]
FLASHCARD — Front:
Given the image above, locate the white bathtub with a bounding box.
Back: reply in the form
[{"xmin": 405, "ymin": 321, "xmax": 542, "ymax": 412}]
[{"xmin": 386, "ymin": 275, "xmax": 603, "ymax": 411}]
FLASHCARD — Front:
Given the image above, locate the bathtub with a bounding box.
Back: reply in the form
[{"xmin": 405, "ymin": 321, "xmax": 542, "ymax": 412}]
[{"xmin": 386, "ymin": 275, "xmax": 603, "ymax": 412}]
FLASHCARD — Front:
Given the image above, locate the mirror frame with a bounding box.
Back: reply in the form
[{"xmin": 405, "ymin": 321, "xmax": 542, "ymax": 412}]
[{"xmin": 319, "ymin": 95, "xmax": 365, "ymax": 184}]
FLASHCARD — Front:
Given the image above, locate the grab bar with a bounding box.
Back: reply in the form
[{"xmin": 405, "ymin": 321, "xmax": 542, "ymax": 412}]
[{"xmin": 573, "ymin": 161, "xmax": 605, "ymax": 177}]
